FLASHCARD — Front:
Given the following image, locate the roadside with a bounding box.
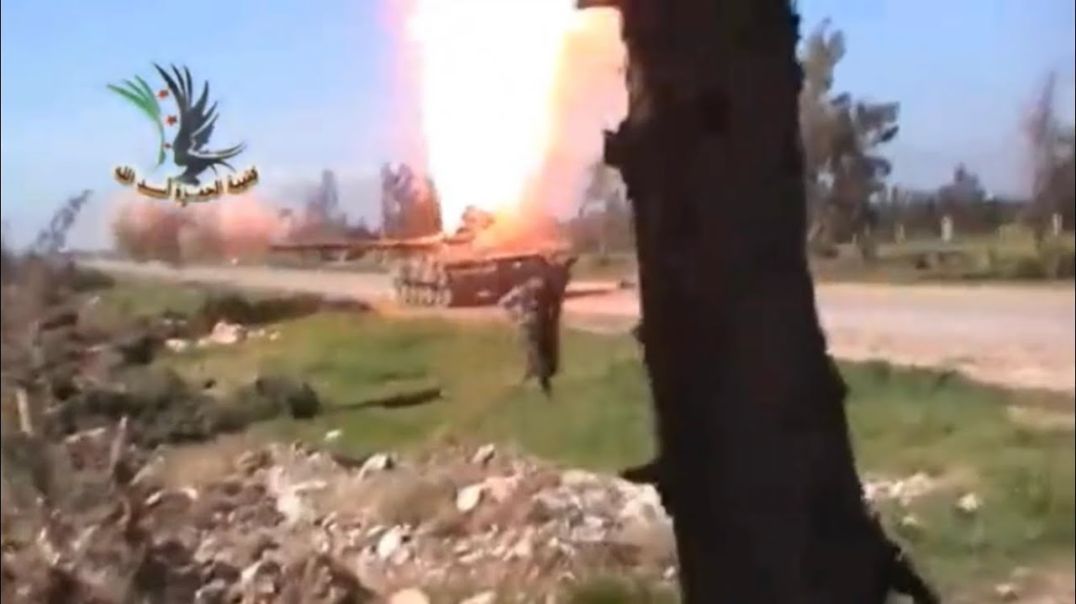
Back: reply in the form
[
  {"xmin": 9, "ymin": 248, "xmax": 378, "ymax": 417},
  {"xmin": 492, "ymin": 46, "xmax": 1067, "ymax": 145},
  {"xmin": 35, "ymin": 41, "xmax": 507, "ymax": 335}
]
[{"xmin": 85, "ymin": 259, "xmax": 1076, "ymax": 396}]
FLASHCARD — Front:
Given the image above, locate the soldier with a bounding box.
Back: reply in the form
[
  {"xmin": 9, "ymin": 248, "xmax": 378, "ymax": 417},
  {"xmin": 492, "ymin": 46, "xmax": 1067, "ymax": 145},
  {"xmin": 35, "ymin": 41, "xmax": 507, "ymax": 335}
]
[{"xmin": 498, "ymin": 255, "xmax": 576, "ymax": 396}]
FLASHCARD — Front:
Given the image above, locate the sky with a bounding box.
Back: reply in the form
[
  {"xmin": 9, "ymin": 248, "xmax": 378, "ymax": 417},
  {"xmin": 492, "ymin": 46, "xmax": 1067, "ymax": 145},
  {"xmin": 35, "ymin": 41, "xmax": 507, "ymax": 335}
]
[{"xmin": 1, "ymin": 0, "xmax": 1073, "ymax": 249}]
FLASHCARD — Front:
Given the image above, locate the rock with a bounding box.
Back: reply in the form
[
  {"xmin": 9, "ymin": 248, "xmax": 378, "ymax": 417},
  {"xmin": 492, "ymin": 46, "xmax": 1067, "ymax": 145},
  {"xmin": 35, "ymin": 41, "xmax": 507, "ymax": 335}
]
[
  {"xmin": 957, "ymin": 492, "xmax": 982, "ymax": 515},
  {"xmin": 572, "ymin": 515, "xmax": 609, "ymax": 543},
  {"xmin": 207, "ymin": 321, "xmax": 245, "ymax": 346},
  {"xmin": 482, "ymin": 475, "xmax": 519, "ymax": 503},
  {"xmin": 239, "ymin": 558, "xmax": 282, "ymax": 598},
  {"xmin": 324, "ymin": 429, "xmax": 342, "ymax": 443},
  {"xmin": 193, "ymin": 579, "xmax": 229, "ymax": 603},
  {"xmin": 460, "ymin": 591, "xmax": 496, "ymax": 604},
  {"xmin": 236, "ymin": 449, "xmax": 272, "ymax": 474},
  {"xmin": 165, "ymin": 338, "xmax": 191, "ymax": 353},
  {"xmin": 508, "ymin": 533, "xmax": 533, "ymax": 560},
  {"xmin": 899, "ymin": 513, "xmax": 921, "ymax": 528},
  {"xmin": 266, "ymin": 466, "xmax": 326, "ymax": 526},
  {"xmin": 359, "ymin": 453, "xmax": 395, "ymax": 477},
  {"xmin": 471, "ymin": 444, "xmax": 496, "ymax": 466},
  {"xmin": 994, "ymin": 582, "xmax": 1019, "ymax": 601},
  {"xmin": 560, "ymin": 469, "xmax": 598, "ymax": 487},
  {"xmin": 618, "ymin": 483, "xmax": 666, "ymax": 524},
  {"xmin": 456, "ymin": 484, "xmax": 484, "ymax": 513},
  {"xmin": 862, "ymin": 472, "xmax": 937, "ymax": 505},
  {"xmin": 389, "ymin": 588, "xmax": 430, "ymax": 604},
  {"xmin": 376, "ymin": 526, "xmax": 406, "ymax": 560},
  {"xmin": 391, "ymin": 546, "xmax": 412, "ymax": 566}
]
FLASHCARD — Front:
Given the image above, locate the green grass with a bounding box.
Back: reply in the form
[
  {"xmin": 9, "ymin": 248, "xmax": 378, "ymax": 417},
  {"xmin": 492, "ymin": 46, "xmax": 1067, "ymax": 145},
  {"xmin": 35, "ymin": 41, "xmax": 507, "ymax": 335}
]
[
  {"xmin": 155, "ymin": 308, "xmax": 1075, "ymax": 595},
  {"xmin": 89, "ymin": 277, "xmax": 209, "ymax": 320},
  {"xmin": 573, "ymin": 253, "xmax": 638, "ymax": 282},
  {"xmin": 167, "ymin": 313, "xmax": 658, "ymax": 468}
]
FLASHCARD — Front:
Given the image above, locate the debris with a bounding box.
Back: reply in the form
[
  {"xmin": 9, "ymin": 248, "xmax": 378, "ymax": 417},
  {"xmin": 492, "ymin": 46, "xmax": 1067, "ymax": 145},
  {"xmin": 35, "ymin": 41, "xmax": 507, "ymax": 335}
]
[
  {"xmin": 376, "ymin": 526, "xmax": 407, "ymax": 560},
  {"xmin": 956, "ymin": 492, "xmax": 982, "ymax": 515},
  {"xmin": 862, "ymin": 472, "xmax": 937, "ymax": 505},
  {"xmin": 482, "ymin": 475, "xmax": 519, "ymax": 503},
  {"xmin": 206, "ymin": 320, "xmax": 246, "ymax": 346},
  {"xmin": 15, "ymin": 388, "xmax": 34, "ymax": 435},
  {"xmin": 359, "ymin": 453, "xmax": 395, "ymax": 477},
  {"xmin": 164, "ymin": 338, "xmax": 191, "ymax": 353},
  {"xmin": 2, "ymin": 434, "xmax": 682, "ymax": 599},
  {"xmin": 237, "ymin": 449, "xmax": 272, "ymax": 474},
  {"xmin": 994, "ymin": 582, "xmax": 1019, "ymax": 601},
  {"xmin": 898, "ymin": 514, "xmax": 923, "ymax": 534},
  {"xmin": 324, "ymin": 429, "xmax": 342, "ymax": 442},
  {"xmin": 456, "ymin": 483, "xmax": 484, "ymax": 513},
  {"xmin": 471, "ymin": 444, "xmax": 497, "ymax": 466},
  {"xmin": 389, "ymin": 587, "xmax": 431, "ymax": 604},
  {"xmin": 460, "ymin": 591, "xmax": 496, "ymax": 604}
]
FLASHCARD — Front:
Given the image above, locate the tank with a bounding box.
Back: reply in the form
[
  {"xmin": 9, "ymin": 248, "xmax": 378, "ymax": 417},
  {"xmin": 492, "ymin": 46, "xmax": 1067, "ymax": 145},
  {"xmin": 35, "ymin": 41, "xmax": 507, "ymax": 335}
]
[
  {"xmin": 392, "ymin": 247, "xmax": 563, "ymax": 307},
  {"xmin": 271, "ymin": 206, "xmax": 573, "ymax": 308},
  {"xmin": 390, "ymin": 206, "xmax": 572, "ymax": 307}
]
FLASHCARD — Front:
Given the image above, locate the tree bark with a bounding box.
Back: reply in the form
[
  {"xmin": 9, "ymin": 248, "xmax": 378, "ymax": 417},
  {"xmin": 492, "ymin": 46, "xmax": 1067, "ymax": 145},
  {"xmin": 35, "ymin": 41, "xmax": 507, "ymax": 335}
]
[{"xmin": 594, "ymin": 0, "xmax": 936, "ymax": 601}]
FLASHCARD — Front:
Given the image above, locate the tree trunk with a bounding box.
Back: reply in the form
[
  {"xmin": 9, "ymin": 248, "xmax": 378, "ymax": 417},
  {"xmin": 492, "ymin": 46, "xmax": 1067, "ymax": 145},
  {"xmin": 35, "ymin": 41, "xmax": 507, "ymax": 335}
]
[{"xmin": 596, "ymin": 0, "xmax": 936, "ymax": 601}]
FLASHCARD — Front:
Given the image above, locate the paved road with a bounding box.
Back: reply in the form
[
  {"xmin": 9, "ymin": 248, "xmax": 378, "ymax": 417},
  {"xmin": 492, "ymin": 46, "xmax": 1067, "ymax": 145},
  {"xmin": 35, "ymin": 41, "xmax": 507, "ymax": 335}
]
[{"xmin": 87, "ymin": 260, "xmax": 1076, "ymax": 394}]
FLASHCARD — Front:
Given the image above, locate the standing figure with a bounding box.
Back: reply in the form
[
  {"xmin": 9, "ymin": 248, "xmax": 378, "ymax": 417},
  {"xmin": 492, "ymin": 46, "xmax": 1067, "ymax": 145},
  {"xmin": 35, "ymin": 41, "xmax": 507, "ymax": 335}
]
[{"xmin": 498, "ymin": 256, "xmax": 576, "ymax": 396}]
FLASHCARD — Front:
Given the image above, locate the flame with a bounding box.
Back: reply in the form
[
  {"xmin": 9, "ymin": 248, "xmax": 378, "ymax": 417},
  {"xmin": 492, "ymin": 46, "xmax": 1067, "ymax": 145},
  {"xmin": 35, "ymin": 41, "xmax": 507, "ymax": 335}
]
[{"xmin": 408, "ymin": 0, "xmax": 595, "ymax": 231}]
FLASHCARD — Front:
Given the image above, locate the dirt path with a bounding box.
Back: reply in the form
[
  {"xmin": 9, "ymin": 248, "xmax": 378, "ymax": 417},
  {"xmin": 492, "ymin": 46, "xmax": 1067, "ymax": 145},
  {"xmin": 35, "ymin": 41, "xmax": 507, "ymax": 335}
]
[{"xmin": 86, "ymin": 260, "xmax": 1076, "ymax": 395}]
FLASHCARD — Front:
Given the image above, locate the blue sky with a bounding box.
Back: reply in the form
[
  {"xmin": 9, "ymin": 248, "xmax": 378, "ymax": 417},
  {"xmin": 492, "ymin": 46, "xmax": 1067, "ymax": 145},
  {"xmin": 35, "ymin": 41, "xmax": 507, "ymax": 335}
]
[{"xmin": 1, "ymin": 0, "xmax": 1073, "ymax": 248}]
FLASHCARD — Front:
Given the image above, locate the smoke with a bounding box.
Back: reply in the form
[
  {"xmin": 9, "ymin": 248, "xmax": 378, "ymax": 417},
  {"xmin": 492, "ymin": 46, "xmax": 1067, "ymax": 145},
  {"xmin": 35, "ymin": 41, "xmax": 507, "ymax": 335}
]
[{"xmin": 110, "ymin": 192, "xmax": 287, "ymax": 263}]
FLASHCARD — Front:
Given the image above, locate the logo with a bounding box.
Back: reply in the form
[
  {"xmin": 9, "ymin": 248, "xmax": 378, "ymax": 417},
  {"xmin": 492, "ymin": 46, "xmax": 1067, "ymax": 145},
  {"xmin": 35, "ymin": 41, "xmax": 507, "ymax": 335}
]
[{"xmin": 108, "ymin": 63, "xmax": 258, "ymax": 205}]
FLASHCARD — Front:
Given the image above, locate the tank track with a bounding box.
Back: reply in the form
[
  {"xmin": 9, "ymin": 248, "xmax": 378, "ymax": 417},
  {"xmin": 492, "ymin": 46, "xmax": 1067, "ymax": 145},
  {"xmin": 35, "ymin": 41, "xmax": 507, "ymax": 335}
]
[
  {"xmin": 392, "ymin": 252, "xmax": 554, "ymax": 308},
  {"xmin": 393, "ymin": 257, "xmax": 454, "ymax": 307}
]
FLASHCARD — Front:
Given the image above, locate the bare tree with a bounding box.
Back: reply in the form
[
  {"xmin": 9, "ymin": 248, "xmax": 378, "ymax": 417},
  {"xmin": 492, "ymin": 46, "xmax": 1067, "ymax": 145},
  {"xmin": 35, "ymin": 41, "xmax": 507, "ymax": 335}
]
[
  {"xmin": 1025, "ymin": 71, "xmax": 1076, "ymax": 244},
  {"xmin": 799, "ymin": 22, "xmax": 899, "ymax": 259},
  {"xmin": 936, "ymin": 163, "xmax": 986, "ymax": 238},
  {"xmin": 1, "ymin": 223, "xmax": 12, "ymax": 281},
  {"xmin": 590, "ymin": 0, "xmax": 935, "ymax": 601},
  {"xmin": 380, "ymin": 163, "xmax": 443, "ymax": 238},
  {"xmin": 799, "ymin": 21, "xmax": 844, "ymax": 253},
  {"xmin": 31, "ymin": 190, "xmax": 93, "ymax": 256},
  {"xmin": 296, "ymin": 169, "xmax": 346, "ymax": 239},
  {"xmin": 579, "ymin": 161, "xmax": 630, "ymax": 258}
]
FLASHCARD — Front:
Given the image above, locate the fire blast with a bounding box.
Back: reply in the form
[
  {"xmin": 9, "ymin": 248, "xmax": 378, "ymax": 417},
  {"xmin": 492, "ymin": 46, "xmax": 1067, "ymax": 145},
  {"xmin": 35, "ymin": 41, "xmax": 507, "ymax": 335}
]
[{"xmin": 406, "ymin": 0, "xmax": 624, "ymax": 234}]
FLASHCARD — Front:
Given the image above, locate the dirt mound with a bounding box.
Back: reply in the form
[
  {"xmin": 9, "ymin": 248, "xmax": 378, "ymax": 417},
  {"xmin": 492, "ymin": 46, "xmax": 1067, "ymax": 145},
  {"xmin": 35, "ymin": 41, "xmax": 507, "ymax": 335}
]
[
  {"xmin": 189, "ymin": 291, "xmax": 368, "ymax": 335},
  {"xmin": 2, "ymin": 438, "xmax": 677, "ymax": 602}
]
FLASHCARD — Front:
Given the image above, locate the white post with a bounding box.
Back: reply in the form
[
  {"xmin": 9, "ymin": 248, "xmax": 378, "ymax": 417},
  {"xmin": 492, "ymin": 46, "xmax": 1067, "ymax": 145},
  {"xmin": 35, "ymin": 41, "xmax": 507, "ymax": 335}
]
[
  {"xmin": 941, "ymin": 215, "xmax": 954, "ymax": 243},
  {"xmin": 16, "ymin": 388, "xmax": 34, "ymax": 435},
  {"xmin": 1052, "ymin": 213, "xmax": 1063, "ymax": 237}
]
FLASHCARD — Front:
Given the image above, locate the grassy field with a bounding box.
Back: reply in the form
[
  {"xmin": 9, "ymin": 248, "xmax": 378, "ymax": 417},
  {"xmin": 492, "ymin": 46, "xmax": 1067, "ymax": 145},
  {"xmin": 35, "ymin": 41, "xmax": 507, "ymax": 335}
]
[{"xmin": 99, "ymin": 281, "xmax": 1074, "ymax": 598}]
